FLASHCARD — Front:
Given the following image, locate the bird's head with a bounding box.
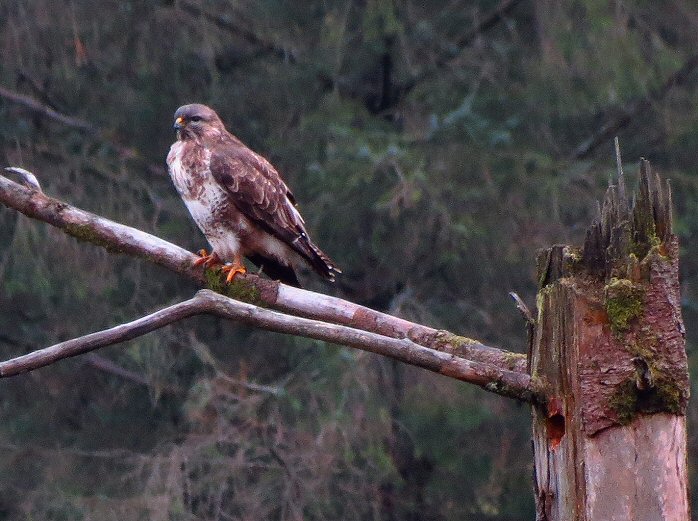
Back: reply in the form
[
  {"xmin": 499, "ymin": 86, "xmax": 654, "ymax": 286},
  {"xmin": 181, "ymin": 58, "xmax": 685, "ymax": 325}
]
[{"xmin": 173, "ymin": 104, "xmax": 225, "ymax": 141}]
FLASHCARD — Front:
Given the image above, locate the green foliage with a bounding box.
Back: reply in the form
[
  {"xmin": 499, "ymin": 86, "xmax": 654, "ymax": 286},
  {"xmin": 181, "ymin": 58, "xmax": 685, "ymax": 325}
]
[{"xmin": 1, "ymin": 0, "xmax": 698, "ymax": 519}]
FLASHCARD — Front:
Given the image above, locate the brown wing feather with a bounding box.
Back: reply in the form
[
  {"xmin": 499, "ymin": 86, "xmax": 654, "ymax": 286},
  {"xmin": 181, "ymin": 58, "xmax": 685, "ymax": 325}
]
[{"xmin": 208, "ymin": 138, "xmax": 340, "ymax": 280}]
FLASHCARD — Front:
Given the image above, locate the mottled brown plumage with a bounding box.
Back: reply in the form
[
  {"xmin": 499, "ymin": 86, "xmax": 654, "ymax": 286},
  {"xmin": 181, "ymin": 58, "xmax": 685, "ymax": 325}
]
[{"xmin": 166, "ymin": 103, "xmax": 340, "ymax": 287}]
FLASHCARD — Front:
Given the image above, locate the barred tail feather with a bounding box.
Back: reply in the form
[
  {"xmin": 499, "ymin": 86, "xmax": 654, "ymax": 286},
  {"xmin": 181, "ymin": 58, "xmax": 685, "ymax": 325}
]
[
  {"xmin": 309, "ymin": 242, "xmax": 342, "ymax": 281},
  {"xmin": 295, "ymin": 236, "xmax": 341, "ymax": 282}
]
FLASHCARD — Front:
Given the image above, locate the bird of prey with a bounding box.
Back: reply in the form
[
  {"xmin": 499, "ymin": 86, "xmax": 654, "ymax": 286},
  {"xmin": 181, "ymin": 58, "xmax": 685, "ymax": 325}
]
[{"xmin": 167, "ymin": 103, "xmax": 340, "ymax": 287}]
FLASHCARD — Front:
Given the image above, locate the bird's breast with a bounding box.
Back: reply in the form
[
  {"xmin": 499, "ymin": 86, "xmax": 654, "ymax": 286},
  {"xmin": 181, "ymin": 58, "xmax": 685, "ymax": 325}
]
[
  {"xmin": 167, "ymin": 142, "xmax": 211, "ymax": 200},
  {"xmin": 168, "ymin": 142, "xmax": 253, "ymax": 243}
]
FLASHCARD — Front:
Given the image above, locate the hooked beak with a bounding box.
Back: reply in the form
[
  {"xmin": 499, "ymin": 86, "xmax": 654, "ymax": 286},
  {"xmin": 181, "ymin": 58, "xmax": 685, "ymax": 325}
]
[{"xmin": 173, "ymin": 116, "xmax": 185, "ymax": 131}]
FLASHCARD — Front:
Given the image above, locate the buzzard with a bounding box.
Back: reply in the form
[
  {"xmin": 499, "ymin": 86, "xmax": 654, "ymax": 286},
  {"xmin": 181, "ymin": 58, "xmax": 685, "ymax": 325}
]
[{"xmin": 167, "ymin": 103, "xmax": 340, "ymax": 287}]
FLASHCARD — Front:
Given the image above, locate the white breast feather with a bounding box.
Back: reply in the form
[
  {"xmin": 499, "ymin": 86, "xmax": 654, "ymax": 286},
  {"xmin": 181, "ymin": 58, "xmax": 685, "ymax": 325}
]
[{"xmin": 167, "ymin": 143, "xmax": 241, "ymax": 259}]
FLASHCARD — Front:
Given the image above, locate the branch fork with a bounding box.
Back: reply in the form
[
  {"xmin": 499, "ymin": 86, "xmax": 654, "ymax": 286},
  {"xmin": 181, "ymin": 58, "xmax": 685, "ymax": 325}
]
[{"xmin": 0, "ymin": 169, "xmax": 538, "ymax": 403}]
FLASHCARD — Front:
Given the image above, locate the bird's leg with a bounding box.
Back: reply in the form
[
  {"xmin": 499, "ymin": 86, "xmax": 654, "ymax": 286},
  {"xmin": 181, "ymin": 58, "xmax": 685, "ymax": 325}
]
[
  {"xmin": 193, "ymin": 249, "xmax": 222, "ymax": 269},
  {"xmin": 221, "ymin": 253, "xmax": 247, "ymax": 283}
]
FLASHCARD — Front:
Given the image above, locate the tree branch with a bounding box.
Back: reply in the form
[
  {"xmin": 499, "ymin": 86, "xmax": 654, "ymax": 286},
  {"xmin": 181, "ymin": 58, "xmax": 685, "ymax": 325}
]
[
  {"xmin": 0, "ymin": 297, "xmax": 202, "ymax": 377},
  {"xmin": 178, "ymin": 1, "xmax": 296, "ymax": 63},
  {"xmin": 0, "ymin": 170, "xmax": 203, "ymax": 281},
  {"xmin": 174, "ymin": 0, "xmax": 523, "ymax": 111},
  {"xmin": 395, "ymin": 0, "xmax": 525, "ymax": 102},
  {"xmin": 0, "ymin": 85, "xmax": 96, "ymax": 132},
  {"xmin": 573, "ymin": 53, "xmax": 698, "ymax": 159},
  {"xmin": 0, "ymin": 169, "xmax": 527, "ymax": 374},
  {"xmin": 0, "ymin": 290, "xmax": 540, "ymax": 403},
  {"xmin": 0, "ymin": 85, "xmax": 164, "ymax": 174}
]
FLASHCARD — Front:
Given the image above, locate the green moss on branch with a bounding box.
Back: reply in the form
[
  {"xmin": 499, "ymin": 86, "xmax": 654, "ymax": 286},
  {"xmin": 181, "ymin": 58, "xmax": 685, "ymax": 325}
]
[
  {"xmin": 64, "ymin": 222, "xmax": 124, "ymax": 254},
  {"xmin": 204, "ymin": 268, "xmax": 264, "ymax": 305}
]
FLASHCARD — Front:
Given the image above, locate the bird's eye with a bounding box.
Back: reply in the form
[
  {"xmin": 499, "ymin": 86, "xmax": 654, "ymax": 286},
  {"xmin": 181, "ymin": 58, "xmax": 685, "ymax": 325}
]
[{"xmin": 190, "ymin": 116, "xmax": 202, "ymax": 122}]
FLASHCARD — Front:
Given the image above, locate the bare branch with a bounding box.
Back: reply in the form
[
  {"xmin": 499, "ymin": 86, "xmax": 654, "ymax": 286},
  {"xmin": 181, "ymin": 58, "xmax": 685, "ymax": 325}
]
[
  {"xmin": 187, "ymin": 332, "xmax": 286, "ymax": 396},
  {"xmin": 573, "ymin": 53, "xmax": 698, "ymax": 159},
  {"xmin": 0, "ymin": 297, "xmax": 203, "ymax": 377},
  {"xmin": 0, "ymin": 171, "xmax": 203, "ymax": 282},
  {"xmin": 272, "ymin": 285, "xmax": 527, "ymax": 372},
  {"xmin": 0, "ymin": 84, "xmax": 96, "ymax": 132},
  {"xmin": 4, "ymin": 167, "xmax": 42, "ymax": 192},
  {"xmin": 0, "ymin": 290, "xmax": 540, "ymax": 403},
  {"xmin": 0, "ymin": 330, "xmax": 177, "ymax": 392},
  {"xmin": 83, "ymin": 353, "xmax": 161, "ymax": 389},
  {"xmin": 175, "ymin": 0, "xmax": 522, "ymax": 111},
  {"xmin": 395, "ymin": 0, "xmax": 525, "ymax": 100},
  {"xmin": 201, "ymin": 291, "xmax": 537, "ymax": 401},
  {"xmin": 0, "ymin": 170, "xmax": 527, "ymax": 374},
  {"xmin": 178, "ymin": 1, "xmax": 296, "ymax": 63},
  {"xmin": 0, "ymin": 85, "xmax": 164, "ymax": 174}
]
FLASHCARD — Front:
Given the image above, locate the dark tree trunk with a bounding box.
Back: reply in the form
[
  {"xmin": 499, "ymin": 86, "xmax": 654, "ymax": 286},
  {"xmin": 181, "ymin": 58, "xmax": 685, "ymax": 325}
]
[{"xmin": 529, "ymin": 160, "xmax": 690, "ymax": 520}]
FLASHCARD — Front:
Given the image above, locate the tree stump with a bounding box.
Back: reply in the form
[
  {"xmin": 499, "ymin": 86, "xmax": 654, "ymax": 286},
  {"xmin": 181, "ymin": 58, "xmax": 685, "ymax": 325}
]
[{"xmin": 530, "ymin": 160, "xmax": 690, "ymax": 520}]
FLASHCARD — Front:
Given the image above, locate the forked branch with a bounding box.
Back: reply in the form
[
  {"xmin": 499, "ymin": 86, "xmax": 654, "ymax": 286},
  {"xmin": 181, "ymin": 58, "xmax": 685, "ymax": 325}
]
[
  {"xmin": 0, "ymin": 169, "xmax": 536, "ymax": 402},
  {"xmin": 0, "ymin": 171, "xmax": 527, "ymax": 374},
  {"xmin": 0, "ymin": 290, "xmax": 538, "ymax": 402}
]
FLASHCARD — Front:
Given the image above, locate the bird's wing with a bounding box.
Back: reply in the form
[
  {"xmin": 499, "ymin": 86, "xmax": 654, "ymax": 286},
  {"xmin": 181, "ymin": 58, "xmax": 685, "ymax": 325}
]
[
  {"xmin": 209, "ymin": 144, "xmax": 306, "ymax": 245},
  {"xmin": 209, "ymin": 141, "xmax": 340, "ymax": 281}
]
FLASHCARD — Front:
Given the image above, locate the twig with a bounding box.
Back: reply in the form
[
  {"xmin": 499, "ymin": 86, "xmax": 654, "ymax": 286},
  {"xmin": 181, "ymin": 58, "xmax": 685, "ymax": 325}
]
[
  {"xmin": 178, "ymin": 1, "xmax": 296, "ymax": 62},
  {"xmin": 83, "ymin": 353, "xmax": 160, "ymax": 389},
  {"xmin": 509, "ymin": 292, "xmax": 534, "ymax": 325},
  {"xmin": 0, "ymin": 290, "xmax": 540, "ymax": 403},
  {"xmin": 187, "ymin": 332, "xmax": 285, "ymax": 395},
  {"xmin": 16, "ymin": 68, "xmax": 65, "ymax": 112},
  {"xmin": 0, "ymin": 170, "xmax": 527, "ymax": 374}
]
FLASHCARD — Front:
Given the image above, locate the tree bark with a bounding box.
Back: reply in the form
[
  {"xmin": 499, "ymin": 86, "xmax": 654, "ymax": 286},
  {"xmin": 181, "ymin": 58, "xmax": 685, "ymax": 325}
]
[
  {"xmin": 530, "ymin": 160, "xmax": 690, "ymax": 520},
  {"xmin": 0, "ymin": 289, "xmax": 539, "ymax": 402},
  {"xmin": 0, "ymin": 170, "xmax": 527, "ymax": 374}
]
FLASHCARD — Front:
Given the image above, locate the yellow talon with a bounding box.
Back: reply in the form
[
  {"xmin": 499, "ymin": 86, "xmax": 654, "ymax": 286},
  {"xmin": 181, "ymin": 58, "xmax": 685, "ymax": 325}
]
[
  {"xmin": 193, "ymin": 249, "xmax": 222, "ymax": 268},
  {"xmin": 220, "ymin": 253, "xmax": 247, "ymax": 283},
  {"xmin": 221, "ymin": 263, "xmax": 247, "ymax": 283}
]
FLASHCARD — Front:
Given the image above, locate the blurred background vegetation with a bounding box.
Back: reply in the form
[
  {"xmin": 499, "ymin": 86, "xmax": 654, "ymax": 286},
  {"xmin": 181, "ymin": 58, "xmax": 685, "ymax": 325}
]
[{"xmin": 0, "ymin": 0, "xmax": 697, "ymax": 519}]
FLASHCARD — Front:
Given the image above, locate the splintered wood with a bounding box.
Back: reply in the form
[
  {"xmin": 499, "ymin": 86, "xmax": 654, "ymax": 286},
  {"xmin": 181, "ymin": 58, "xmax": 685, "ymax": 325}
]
[{"xmin": 530, "ymin": 159, "xmax": 689, "ymax": 521}]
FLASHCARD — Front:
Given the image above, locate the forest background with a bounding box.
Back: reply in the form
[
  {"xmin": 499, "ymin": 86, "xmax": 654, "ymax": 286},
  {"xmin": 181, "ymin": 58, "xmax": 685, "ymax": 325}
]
[{"xmin": 0, "ymin": 1, "xmax": 697, "ymax": 520}]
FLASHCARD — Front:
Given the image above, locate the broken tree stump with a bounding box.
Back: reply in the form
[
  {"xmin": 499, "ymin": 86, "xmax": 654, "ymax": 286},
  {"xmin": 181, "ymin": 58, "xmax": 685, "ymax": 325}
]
[{"xmin": 530, "ymin": 159, "xmax": 690, "ymax": 521}]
